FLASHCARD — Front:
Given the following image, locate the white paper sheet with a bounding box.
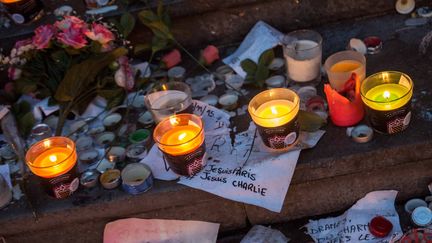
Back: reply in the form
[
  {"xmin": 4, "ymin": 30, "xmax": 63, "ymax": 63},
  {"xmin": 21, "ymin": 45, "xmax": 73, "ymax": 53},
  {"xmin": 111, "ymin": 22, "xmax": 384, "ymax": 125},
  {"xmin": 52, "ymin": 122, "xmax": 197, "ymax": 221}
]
[
  {"xmin": 305, "ymin": 190, "xmax": 403, "ymax": 243},
  {"xmin": 223, "ymin": 21, "xmax": 284, "ymax": 77},
  {"xmin": 142, "ymin": 101, "xmax": 325, "ymax": 212},
  {"xmin": 103, "ymin": 218, "xmax": 219, "ymax": 243}
]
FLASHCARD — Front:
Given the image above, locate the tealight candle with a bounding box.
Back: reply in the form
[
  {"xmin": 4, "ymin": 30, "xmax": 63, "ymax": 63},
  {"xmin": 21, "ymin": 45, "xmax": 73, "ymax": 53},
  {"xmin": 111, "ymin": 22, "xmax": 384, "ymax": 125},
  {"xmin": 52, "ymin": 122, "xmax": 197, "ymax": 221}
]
[
  {"xmin": 25, "ymin": 137, "xmax": 79, "ymax": 199},
  {"xmin": 153, "ymin": 114, "xmax": 206, "ymax": 176},
  {"xmin": 248, "ymin": 88, "xmax": 300, "ymax": 150},
  {"xmin": 361, "ymin": 71, "xmax": 413, "ymax": 134}
]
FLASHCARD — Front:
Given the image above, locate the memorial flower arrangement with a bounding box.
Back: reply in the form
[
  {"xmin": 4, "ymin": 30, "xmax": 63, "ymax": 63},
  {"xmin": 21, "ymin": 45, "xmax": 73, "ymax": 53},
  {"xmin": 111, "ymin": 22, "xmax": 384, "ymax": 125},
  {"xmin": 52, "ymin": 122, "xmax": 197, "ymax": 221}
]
[{"xmin": 0, "ymin": 15, "xmax": 134, "ymax": 135}]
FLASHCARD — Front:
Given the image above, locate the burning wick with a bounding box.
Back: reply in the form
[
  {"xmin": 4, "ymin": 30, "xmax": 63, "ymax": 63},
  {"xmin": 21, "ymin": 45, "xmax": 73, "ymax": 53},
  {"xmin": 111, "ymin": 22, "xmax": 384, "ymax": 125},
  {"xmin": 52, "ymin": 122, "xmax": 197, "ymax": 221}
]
[
  {"xmin": 271, "ymin": 106, "xmax": 278, "ymax": 115},
  {"xmin": 49, "ymin": 155, "xmax": 57, "ymax": 163},
  {"xmin": 383, "ymin": 91, "xmax": 391, "ymax": 100},
  {"xmin": 178, "ymin": 132, "xmax": 187, "ymax": 141}
]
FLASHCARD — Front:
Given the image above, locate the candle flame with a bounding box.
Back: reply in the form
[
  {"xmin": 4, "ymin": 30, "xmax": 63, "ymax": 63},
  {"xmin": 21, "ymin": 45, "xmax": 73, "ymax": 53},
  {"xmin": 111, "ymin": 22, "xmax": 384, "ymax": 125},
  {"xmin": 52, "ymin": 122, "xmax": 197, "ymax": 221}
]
[
  {"xmin": 383, "ymin": 91, "xmax": 390, "ymax": 99},
  {"xmin": 270, "ymin": 106, "xmax": 278, "ymax": 115},
  {"xmin": 43, "ymin": 140, "xmax": 51, "ymax": 148},
  {"xmin": 169, "ymin": 116, "xmax": 179, "ymax": 126},
  {"xmin": 178, "ymin": 132, "xmax": 187, "ymax": 141},
  {"xmin": 49, "ymin": 155, "xmax": 57, "ymax": 163}
]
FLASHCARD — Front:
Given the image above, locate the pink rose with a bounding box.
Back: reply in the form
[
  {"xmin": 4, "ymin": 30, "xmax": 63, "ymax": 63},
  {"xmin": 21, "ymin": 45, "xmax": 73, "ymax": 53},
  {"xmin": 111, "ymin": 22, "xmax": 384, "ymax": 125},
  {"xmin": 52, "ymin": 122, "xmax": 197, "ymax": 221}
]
[
  {"xmin": 200, "ymin": 45, "xmax": 219, "ymax": 66},
  {"xmin": 8, "ymin": 67, "xmax": 22, "ymax": 80},
  {"xmin": 115, "ymin": 56, "xmax": 134, "ymax": 91},
  {"xmin": 84, "ymin": 23, "xmax": 115, "ymax": 46},
  {"xmin": 161, "ymin": 49, "xmax": 181, "ymax": 69},
  {"xmin": 4, "ymin": 82, "xmax": 14, "ymax": 94},
  {"xmin": 55, "ymin": 16, "xmax": 86, "ymax": 31},
  {"xmin": 33, "ymin": 25, "xmax": 55, "ymax": 49},
  {"xmin": 57, "ymin": 28, "xmax": 88, "ymax": 49}
]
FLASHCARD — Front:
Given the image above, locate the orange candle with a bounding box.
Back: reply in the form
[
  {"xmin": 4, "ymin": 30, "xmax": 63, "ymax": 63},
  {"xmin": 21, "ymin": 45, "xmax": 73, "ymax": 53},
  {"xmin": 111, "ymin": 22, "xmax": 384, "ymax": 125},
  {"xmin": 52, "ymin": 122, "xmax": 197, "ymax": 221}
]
[
  {"xmin": 154, "ymin": 114, "xmax": 206, "ymax": 176},
  {"xmin": 26, "ymin": 137, "xmax": 78, "ymax": 198}
]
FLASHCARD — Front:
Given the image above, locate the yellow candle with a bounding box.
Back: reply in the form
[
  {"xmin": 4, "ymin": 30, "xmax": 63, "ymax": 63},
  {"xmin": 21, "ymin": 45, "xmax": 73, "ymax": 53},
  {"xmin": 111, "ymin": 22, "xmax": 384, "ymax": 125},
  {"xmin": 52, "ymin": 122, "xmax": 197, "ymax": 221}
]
[
  {"xmin": 160, "ymin": 125, "xmax": 203, "ymax": 156},
  {"xmin": 364, "ymin": 83, "xmax": 412, "ymax": 111},
  {"xmin": 254, "ymin": 100, "xmax": 297, "ymax": 127},
  {"xmin": 330, "ymin": 60, "xmax": 362, "ymax": 72},
  {"xmin": 26, "ymin": 137, "xmax": 77, "ymax": 178}
]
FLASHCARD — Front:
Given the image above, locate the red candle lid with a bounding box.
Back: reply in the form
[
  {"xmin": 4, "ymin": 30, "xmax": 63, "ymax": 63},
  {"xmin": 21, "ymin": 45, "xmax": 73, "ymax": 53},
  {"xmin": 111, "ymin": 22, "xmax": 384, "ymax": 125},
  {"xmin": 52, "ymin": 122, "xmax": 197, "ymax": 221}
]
[{"xmin": 369, "ymin": 216, "xmax": 393, "ymax": 238}]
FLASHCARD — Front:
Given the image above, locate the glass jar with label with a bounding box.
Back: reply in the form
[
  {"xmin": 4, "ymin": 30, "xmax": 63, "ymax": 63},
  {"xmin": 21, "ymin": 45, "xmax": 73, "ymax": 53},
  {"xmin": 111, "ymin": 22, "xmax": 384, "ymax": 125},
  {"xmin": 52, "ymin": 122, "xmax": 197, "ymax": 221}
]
[{"xmin": 0, "ymin": 0, "xmax": 44, "ymax": 24}]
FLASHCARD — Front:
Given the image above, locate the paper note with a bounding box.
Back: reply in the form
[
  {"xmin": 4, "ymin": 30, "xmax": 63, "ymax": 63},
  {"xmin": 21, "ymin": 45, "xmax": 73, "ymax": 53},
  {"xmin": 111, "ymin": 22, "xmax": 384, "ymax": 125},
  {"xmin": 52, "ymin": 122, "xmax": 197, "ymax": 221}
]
[
  {"xmin": 305, "ymin": 190, "xmax": 403, "ymax": 243},
  {"xmin": 223, "ymin": 21, "xmax": 284, "ymax": 77},
  {"xmin": 104, "ymin": 218, "xmax": 219, "ymax": 243},
  {"xmin": 142, "ymin": 101, "xmax": 325, "ymax": 212}
]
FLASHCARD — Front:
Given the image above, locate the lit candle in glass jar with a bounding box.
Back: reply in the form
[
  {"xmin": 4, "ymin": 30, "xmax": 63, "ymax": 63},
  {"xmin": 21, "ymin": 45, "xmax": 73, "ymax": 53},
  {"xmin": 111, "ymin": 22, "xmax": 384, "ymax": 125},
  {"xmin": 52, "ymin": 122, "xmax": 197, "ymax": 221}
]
[
  {"xmin": 153, "ymin": 114, "xmax": 206, "ymax": 176},
  {"xmin": 361, "ymin": 71, "xmax": 413, "ymax": 134},
  {"xmin": 248, "ymin": 88, "xmax": 300, "ymax": 150},
  {"xmin": 26, "ymin": 137, "xmax": 79, "ymax": 199}
]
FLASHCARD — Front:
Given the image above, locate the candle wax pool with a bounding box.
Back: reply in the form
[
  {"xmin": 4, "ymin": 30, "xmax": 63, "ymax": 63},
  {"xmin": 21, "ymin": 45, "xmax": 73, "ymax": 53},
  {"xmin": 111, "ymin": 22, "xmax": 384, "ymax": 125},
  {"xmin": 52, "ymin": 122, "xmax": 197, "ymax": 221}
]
[
  {"xmin": 286, "ymin": 40, "xmax": 321, "ymax": 82},
  {"xmin": 255, "ymin": 99, "xmax": 296, "ymax": 127},
  {"xmin": 31, "ymin": 147, "xmax": 76, "ymax": 178},
  {"xmin": 364, "ymin": 83, "xmax": 411, "ymax": 111},
  {"xmin": 160, "ymin": 125, "xmax": 203, "ymax": 156},
  {"xmin": 330, "ymin": 60, "xmax": 362, "ymax": 72}
]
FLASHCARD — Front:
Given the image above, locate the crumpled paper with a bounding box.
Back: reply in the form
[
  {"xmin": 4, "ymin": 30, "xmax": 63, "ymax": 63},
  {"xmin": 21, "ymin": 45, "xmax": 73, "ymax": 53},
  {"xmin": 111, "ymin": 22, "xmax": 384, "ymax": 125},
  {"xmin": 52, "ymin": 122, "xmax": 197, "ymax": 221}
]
[{"xmin": 305, "ymin": 190, "xmax": 402, "ymax": 243}]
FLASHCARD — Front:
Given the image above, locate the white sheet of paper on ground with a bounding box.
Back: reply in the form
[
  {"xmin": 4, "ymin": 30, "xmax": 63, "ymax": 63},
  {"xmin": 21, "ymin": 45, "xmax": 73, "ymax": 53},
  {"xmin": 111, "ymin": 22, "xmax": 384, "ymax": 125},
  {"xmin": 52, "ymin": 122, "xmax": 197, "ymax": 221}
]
[
  {"xmin": 223, "ymin": 21, "xmax": 284, "ymax": 77},
  {"xmin": 142, "ymin": 100, "xmax": 325, "ymax": 212},
  {"xmin": 141, "ymin": 100, "xmax": 231, "ymax": 181},
  {"xmin": 103, "ymin": 218, "xmax": 219, "ymax": 243},
  {"xmin": 0, "ymin": 164, "xmax": 11, "ymax": 189},
  {"xmin": 305, "ymin": 190, "xmax": 403, "ymax": 243},
  {"xmin": 240, "ymin": 225, "xmax": 289, "ymax": 243}
]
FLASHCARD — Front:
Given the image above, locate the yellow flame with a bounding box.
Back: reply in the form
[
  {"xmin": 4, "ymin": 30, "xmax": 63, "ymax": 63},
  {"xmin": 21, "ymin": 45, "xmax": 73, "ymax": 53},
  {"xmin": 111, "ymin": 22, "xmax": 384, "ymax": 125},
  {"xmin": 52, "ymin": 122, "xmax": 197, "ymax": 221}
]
[
  {"xmin": 43, "ymin": 140, "xmax": 51, "ymax": 148},
  {"xmin": 178, "ymin": 132, "xmax": 187, "ymax": 141},
  {"xmin": 383, "ymin": 91, "xmax": 390, "ymax": 99},
  {"xmin": 162, "ymin": 84, "xmax": 167, "ymax": 91},
  {"xmin": 169, "ymin": 116, "xmax": 179, "ymax": 126},
  {"xmin": 270, "ymin": 106, "xmax": 278, "ymax": 115},
  {"xmin": 382, "ymin": 72, "xmax": 389, "ymax": 81},
  {"xmin": 49, "ymin": 155, "xmax": 57, "ymax": 163}
]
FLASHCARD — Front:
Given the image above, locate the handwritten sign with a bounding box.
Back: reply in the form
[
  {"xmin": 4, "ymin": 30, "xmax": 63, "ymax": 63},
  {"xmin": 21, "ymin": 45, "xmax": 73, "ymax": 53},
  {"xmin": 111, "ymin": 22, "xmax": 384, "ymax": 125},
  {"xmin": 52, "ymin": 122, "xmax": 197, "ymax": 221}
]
[
  {"xmin": 305, "ymin": 190, "xmax": 403, "ymax": 243},
  {"xmin": 142, "ymin": 101, "xmax": 325, "ymax": 212}
]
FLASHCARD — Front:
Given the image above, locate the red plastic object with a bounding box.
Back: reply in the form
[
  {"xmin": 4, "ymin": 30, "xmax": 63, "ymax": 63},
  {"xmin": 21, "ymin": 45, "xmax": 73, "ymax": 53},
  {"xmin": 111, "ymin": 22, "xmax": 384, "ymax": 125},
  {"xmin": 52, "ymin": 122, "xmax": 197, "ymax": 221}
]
[
  {"xmin": 369, "ymin": 216, "xmax": 393, "ymax": 238},
  {"xmin": 324, "ymin": 73, "xmax": 364, "ymax": 127}
]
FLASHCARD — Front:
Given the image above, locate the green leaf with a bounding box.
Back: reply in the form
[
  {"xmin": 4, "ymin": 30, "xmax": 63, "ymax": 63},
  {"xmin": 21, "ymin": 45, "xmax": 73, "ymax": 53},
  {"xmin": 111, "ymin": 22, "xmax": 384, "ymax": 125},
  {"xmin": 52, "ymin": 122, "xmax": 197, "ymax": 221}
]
[
  {"xmin": 18, "ymin": 112, "xmax": 35, "ymax": 137},
  {"xmin": 298, "ymin": 110, "xmax": 326, "ymax": 132},
  {"xmin": 98, "ymin": 89, "xmax": 125, "ymax": 109},
  {"xmin": 255, "ymin": 64, "xmax": 270, "ymax": 85},
  {"xmin": 138, "ymin": 10, "xmax": 159, "ymax": 23},
  {"xmin": 134, "ymin": 43, "xmax": 151, "ymax": 54},
  {"xmin": 157, "ymin": 0, "xmax": 164, "ymax": 17},
  {"xmin": 120, "ymin": 13, "xmax": 136, "ymax": 38},
  {"xmin": 55, "ymin": 47, "xmax": 128, "ymax": 102},
  {"xmin": 151, "ymin": 35, "xmax": 169, "ymax": 55},
  {"xmin": 15, "ymin": 78, "xmax": 37, "ymax": 94},
  {"xmin": 240, "ymin": 59, "xmax": 257, "ymax": 74},
  {"xmin": 258, "ymin": 48, "xmax": 275, "ymax": 66}
]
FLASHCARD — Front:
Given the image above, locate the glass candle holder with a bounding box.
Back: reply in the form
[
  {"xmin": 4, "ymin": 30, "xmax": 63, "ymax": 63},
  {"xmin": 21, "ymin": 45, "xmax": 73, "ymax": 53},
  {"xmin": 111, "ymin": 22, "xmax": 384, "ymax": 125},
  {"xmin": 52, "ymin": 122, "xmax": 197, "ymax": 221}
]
[
  {"xmin": 25, "ymin": 137, "xmax": 79, "ymax": 199},
  {"xmin": 248, "ymin": 88, "xmax": 300, "ymax": 150},
  {"xmin": 153, "ymin": 114, "xmax": 206, "ymax": 176},
  {"xmin": 283, "ymin": 29, "xmax": 322, "ymax": 86},
  {"xmin": 0, "ymin": 0, "xmax": 44, "ymax": 24},
  {"xmin": 361, "ymin": 71, "xmax": 413, "ymax": 134},
  {"xmin": 324, "ymin": 50, "xmax": 366, "ymax": 92},
  {"xmin": 145, "ymin": 82, "xmax": 193, "ymax": 123}
]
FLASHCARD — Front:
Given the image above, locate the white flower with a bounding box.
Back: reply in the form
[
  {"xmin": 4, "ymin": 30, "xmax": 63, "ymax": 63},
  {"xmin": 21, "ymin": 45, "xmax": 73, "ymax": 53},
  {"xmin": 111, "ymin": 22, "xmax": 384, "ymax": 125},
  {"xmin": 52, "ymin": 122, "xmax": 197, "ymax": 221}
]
[
  {"xmin": 10, "ymin": 48, "xmax": 16, "ymax": 57},
  {"xmin": 2, "ymin": 57, "xmax": 10, "ymax": 65}
]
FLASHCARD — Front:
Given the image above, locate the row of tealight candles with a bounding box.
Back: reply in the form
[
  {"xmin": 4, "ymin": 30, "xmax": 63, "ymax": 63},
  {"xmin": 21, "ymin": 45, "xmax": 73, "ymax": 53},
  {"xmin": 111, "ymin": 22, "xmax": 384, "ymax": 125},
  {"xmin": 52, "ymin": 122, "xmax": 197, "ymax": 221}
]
[{"xmin": 24, "ymin": 30, "xmax": 414, "ymax": 199}]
